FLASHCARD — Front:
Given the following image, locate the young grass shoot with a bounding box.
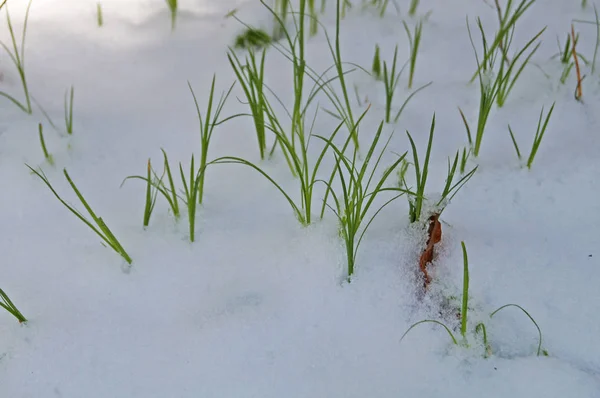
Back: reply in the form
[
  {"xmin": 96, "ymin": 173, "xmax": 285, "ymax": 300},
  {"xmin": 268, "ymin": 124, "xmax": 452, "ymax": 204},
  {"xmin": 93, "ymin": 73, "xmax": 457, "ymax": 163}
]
[
  {"xmin": 403, "ymin": 20, "xmax": 423, "ymax": 90},
  {"xmin": 38, "ymin": 123, "xmax": 54, "ymax": 165},
  {"xmin": 188, "ymin": 75, "xmax": 236, "ymax": 205},
  {"xmin": 0, "ymin": 288, "xmax": 27, "ymax": 323},
  {"xmin": 507, "ymin": 102, "xmax": 555, "ymax": 169},
  {"xmin": 0, "ymin": 0, "xmax": 33, "ymax": 114},
  {"xmin": 400, "ymin": 241, "xmax": 547, "ymax": 357},
  {"xmin": 228, "ymin": 48, "xmax": 268, "ymax": 159},
  {"xmin": 400, "ymin": 115, "xmax": 477, "ymax": 224},
  {"xmin": 317, "ymin": 120, "xmax": 411, "ymax": 279},
  {"xmin": 122, "ymin": 149, "xmax": 181, "ymax": 223}
]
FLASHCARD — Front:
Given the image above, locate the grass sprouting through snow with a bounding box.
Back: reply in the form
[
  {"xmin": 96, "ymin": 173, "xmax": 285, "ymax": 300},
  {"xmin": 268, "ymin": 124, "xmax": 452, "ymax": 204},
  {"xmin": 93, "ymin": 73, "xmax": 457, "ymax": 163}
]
[
  {"xmin": 141, "ymin": 159, "xmax": 160, "ymax": 227},
  {"xmin": 403, "ymin": 20, "xmax": 423, "ymax": 89},
  {"xmin": 382, "ymin": 45, "xmax": 402, "ymax": 123},
  {"xmin": 228, "ymin": 48, "xmax": 268, "ymax": 159},
  {"xmin": 38, "ymin": 123, "xmax": 53, "ymax": 165},
  {"xmin": 209, "ymin": 109, "xmax": 370, "ymax": 226},
  {"xmin": 0, "ymin": 0, "xmax": 33, "ymax": 114},
  {"xmin": 372, "ymin": 44, "xmax": 382, "ymax": 80},
  {"xmin": 400, "ymin": 115, "xmax": 477, "ymax": 224},
  {"xmin": 490, "ymin": 304, "xmax": 547, "ymax": 356},
  {"xmin": 469, "ymin": 0, "xmax": 537, "ymax": 83},
  {"xmin": 487, "ymin": 0, "xmax": 546, "ymax": 107},
  {"xmin": 317, "ymin": 120, "xmax": 410, "ymax": 279},
  {"xmin": 121, "ymin": 149, "xmax": 181, "ymax": 221},
  {"xmin": 466, "ymin": 18, "xmax": 502, "ymax": 157},
  {"xmin": 393, "ymin": 81, "xmax": 432, "ymax": 123},
  {"xmin": 400, "ymin": 319, "xmax": 459, "ymax": 346},
  {"xmin": 507, "ymin": 102, "xmax": 555, "ymax": 169},
  {"xmin": 27, "ymin": 166, "xmax": 133, "ymax": 264},
  {"xmin": 0, "ymin": 288, "xmax": 27, "ymax": 323},
  {"xmin": 403, "ymin": 116, "xmax": 434, "ymax": 224},
  {"xmin": 188, "ymin": 76, "xmax": 236, "ymax": 205},
  {"xmin": 179, "ymin": 155, "xmax": 203, "ymax": 242},
  {"xmin": 401, "ymin": 242, "xmax": 546, "ymax": 357}
]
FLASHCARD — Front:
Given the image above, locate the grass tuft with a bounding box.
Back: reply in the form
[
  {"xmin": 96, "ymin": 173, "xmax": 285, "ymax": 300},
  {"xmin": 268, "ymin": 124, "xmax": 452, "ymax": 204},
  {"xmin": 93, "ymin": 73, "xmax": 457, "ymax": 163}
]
[
  {"xmin": 318, "ymin": 119, "xmax": 410, "ymax": 279},
  {"xmin": 188, "ymin": 76, "xmax": 237, "ymax": 205},
  {"xmin": 382, "ymin": 45, "xmax": 402, "ymax": 123},
  {"xmin": 400, "ymin": 115, "xmax": 477, "ymax": 223},
  {"xmin": 401, "ymin": 241, "xmax": 547, "ymax": 357},
  {"xmin": 507, "ymin": 102, "xmax": 555, "ymax": 169},
  {"xmin": 121, "ymin": 149, "xmax": 181, "ymax": 222},
  {"xmin": 0, "ymin": 288, "xmax": 27, "ymax": 323},
  {"xmin": 490, "ymin": 304, "xmax": 548, "ymax": 356}
]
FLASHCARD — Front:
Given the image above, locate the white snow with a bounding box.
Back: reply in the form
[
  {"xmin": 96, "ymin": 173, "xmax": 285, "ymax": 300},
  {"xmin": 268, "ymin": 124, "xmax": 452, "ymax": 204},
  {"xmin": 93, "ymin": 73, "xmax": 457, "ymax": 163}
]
[{"xmin": 1, "ymin": 0, "xmax": 600, "ymax": 397}]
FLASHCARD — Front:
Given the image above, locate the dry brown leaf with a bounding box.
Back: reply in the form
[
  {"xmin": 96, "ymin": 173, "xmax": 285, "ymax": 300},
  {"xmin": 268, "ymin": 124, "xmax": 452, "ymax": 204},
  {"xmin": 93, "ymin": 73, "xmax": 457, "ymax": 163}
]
[{"xmin": 418, "ymin": 213, "xmax": 442, "ymax": 289}]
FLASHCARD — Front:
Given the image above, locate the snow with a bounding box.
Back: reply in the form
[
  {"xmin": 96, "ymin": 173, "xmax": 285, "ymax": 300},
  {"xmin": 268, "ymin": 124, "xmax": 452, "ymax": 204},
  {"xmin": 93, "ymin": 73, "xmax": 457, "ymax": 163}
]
[{"xmin": 1, "ymin": 0, "xmax": 600, "ymax": 396}]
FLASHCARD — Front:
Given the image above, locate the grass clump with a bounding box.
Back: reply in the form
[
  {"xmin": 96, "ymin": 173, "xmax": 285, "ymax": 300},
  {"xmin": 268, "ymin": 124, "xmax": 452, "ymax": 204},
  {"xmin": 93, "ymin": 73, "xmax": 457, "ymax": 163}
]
[
  {"xmin": 507, "ymin": 102, "xmax": 555, "ymax": 169},
  {"xmin": 0, "ymin": 288, "xmax": 27, "ymax": 323},
  {"xmin": 0, "ymin": 0, "xmax": 33, "ymax": 114},
  {"xmin": 122, "ymin": 149, "xmax": 181, "ymax": 224},
  {"xmin": 122, "ymin": 76, "xmax": 234, "ymax": 241},
  {"xmin": 28, "ymin": 166, "xmax": 132, "ymax": 264},
  {"xmin": 464, "ymin": 13, "xmax": 539, "ymax": 157},
  {"xmin": 210, "ymin": 109, "xmax": 365, "ymax": 227},
  {"xmin": 400, "ymin": 115, "xmax": 477, "ymax": 224},
  {"xmin": 318, "ymin": 119, "xmax": 411, "ymax": 279},
  {"xmin": 400, "ymin": 242, "xmax": 548, "ymax": 357}
]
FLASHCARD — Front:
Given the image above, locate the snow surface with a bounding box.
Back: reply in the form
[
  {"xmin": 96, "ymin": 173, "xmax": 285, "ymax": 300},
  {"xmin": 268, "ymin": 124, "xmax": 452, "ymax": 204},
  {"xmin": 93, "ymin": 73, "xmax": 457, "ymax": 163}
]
[{"xmin": 1, "ymin": 0, "xmax": 600, "ymax": 396}]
